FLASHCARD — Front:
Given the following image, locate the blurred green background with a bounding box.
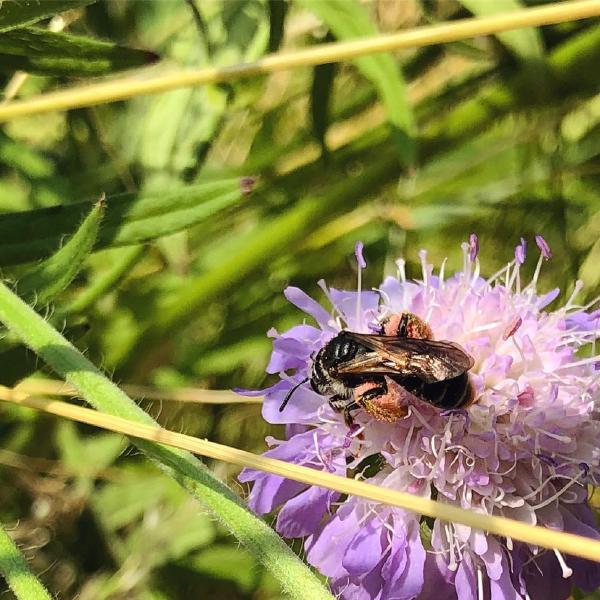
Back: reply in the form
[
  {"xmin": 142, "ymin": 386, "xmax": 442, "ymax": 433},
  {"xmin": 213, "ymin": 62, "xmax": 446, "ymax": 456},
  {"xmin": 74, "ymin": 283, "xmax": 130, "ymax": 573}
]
[{"xmin": 0, "ymin": 0, "xmax": 599, "ymax": 598}]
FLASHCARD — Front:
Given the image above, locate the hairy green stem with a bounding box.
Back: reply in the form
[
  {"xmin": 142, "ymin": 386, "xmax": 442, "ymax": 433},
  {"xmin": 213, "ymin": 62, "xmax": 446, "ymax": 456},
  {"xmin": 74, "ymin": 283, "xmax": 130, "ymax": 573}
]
[
  {"xmin": 0, "ymin": 522, "xmax": 52, "ymax": 600},
  {"xmin": 0, "ymin": 281, "xmax": 333, "ymax": 600}
]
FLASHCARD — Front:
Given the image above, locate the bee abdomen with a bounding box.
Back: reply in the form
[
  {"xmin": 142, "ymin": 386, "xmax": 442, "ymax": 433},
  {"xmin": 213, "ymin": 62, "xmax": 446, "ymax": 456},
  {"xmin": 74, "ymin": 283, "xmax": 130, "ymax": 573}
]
[{"xmin": 399, "ymin": 373, "xmax": 473, "ymax": 410}]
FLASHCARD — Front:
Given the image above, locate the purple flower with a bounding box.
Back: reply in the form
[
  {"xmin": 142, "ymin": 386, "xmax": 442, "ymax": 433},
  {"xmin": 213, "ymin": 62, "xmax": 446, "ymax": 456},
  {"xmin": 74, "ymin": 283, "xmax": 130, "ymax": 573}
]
[{"xmin": 239, "ymin": 239, "xmax": 600, "ymax": 599}]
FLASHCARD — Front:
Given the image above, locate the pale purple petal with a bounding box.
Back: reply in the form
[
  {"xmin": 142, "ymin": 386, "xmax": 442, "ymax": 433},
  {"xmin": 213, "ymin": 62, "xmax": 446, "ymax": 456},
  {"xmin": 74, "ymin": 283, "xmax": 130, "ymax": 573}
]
[
  {"xmin": 327, "ymin": 288, "xmax": 380, "ymax": 330},
  {"xmin": 284, "ymin": 286, "xmax": 333, "ymax": 330},
  {"xmin": 382, "ymin": 522, "xmax": 425, "ymax": 600},
  {"xmin": 342, "ymin": 517, "xmax": 384, "ymax": 576},
  {"xmin": 454, "ymin": 553, "xmax": 477, "ymax": 600},
  {"xmin": 276, "ymin": 485, "xmax": 339, "ymax": 538},
  {"xmin": 262, "ymin": 380, "xmax": 323, "ymax": 425}
]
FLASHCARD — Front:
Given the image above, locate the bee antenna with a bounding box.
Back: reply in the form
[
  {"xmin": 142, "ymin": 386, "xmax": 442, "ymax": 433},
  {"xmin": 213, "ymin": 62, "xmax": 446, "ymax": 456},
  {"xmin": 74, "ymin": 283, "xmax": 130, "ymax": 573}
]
[{"xmin": 279, "ymin": 378, "xmax": 309, "ymax": 412}]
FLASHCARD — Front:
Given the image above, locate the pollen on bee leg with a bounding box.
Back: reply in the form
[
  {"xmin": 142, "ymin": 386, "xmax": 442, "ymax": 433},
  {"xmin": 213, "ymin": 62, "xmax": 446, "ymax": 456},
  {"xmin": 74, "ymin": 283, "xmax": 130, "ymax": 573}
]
[
  {"xmin": 357, "ymin": 377, "xmax": 416, "ymax": 422},
  {"xmin": 382, "ymin": 312, "xmax": 433, "ymax": 339}
]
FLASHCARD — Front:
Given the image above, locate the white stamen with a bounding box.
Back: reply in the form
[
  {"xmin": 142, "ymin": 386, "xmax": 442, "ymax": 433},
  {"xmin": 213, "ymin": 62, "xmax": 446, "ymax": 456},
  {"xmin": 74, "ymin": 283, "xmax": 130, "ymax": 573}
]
[
  {"xmin": 396, "ymin": 258, "xmax": 406, "ymax": 282},
  {"xmin": 565, "ymin": 280, "xmax": 584, "ymax": 309},
  {"xmin": 439, "ymin": 257, "xmax": 448, "ymax": 284},
  {"xmin": 477, "ymin": 567, "xmax": 485, "ymax": 600},
  {"xmin": 530, "ymin": 253, "xmax": 544, "ymax": 292},
  {"xmin": 356, "ymin": 264, "xmax": 362, "ymax": 329},
  {"xmin": 486, "ymin": 262, "xmax": 513, "ymax": 286},
  {"xmin": 419, "ymin": 250, "xmax": 429, "ymax": 287},
  {"xmin": 472, "ymin": 257, "xmax": 480, "ymax": 284},
  {"xmin": 553, "ymin": 549, "xmax": 573, "ymax": 578},
  {"xmin": 530, "ymin": 473, "xmax": 584, "ymax": 510}
]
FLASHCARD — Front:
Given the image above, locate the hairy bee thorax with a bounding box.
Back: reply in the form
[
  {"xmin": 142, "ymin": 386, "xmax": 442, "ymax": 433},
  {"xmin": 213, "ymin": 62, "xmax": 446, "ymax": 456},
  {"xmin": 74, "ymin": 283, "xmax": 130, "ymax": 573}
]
[{"xmin": 381, "ymin": 312, "xmax": 433, "ymax": 339}]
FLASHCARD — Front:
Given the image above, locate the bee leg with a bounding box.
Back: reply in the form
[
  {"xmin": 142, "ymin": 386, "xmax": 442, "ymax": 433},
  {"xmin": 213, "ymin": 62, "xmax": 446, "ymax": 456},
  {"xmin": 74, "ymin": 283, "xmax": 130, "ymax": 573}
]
[
  {"xmin": 342, "ymin": 401, "xmax": 360, "ymax": 428},
  {"xmin": 328, "ymin": 395, "xmax": 359, "ymax": 428},
  {"xmin": 356, "ymin": 379, "xmax": 388, "ymax": 403}
]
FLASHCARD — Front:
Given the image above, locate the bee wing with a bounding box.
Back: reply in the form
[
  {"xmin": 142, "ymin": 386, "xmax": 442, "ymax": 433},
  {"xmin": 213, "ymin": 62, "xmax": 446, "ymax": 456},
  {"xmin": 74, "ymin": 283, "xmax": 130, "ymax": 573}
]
[{"xmin": 342, "ymin": 332, "xmax": 474, "ymax": 383}]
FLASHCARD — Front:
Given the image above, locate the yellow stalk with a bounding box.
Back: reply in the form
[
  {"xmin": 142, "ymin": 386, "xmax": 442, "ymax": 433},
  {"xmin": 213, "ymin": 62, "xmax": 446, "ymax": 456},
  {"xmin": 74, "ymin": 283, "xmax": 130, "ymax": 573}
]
[
  {"xmin": 0, "ymin": 0, "xmax": 599, "ymax": 121},
  {"xmin": 14, "ymin": 377, "xmax": 262, "ymax": 404},
  {"xmin": 2, "ymin": 386, "xmax": 600, "ymax": 564}
]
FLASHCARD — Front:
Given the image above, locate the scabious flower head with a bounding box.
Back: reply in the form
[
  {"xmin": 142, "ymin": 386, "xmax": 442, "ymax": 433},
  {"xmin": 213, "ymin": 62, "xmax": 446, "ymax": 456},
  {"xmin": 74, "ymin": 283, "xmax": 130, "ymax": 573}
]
[{"xmin": 239, "ymin": 238, "xmax": 600, "ymax": 600}]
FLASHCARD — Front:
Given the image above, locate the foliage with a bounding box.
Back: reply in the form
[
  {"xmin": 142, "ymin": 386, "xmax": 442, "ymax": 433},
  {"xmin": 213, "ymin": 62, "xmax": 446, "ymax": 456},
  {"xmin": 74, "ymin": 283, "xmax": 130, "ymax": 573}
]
[{"xmin": 0, "ymin": 0, "xmax": 599, "ymax": 598}]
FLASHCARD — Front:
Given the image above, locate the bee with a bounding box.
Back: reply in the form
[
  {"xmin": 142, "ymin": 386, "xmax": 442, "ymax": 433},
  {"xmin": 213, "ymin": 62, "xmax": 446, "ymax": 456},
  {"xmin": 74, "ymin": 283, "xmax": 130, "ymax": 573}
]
[{"xmin": 279, "ymin": 312, "xmax": 475, "ymax": 426}]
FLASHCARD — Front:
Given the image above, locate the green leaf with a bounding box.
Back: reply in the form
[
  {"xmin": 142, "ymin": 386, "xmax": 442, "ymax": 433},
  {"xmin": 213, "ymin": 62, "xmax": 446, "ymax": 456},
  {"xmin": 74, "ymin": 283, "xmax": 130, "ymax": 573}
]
[
  {"xmin": 457, "ymin": 0, "xmax": 544, "ymax": 61},
  {"xmin": 0, "ymin": 0, "xmax": 94, "ymax": 33},
  {"xmin": 310, "ymin": 32, "xmax": 337, "ymax": 156},
  {"xmin": 18, "ymin": 197, "xmax": 104, "ymax": 304},
  {"xmin": 0, "ymin": 178, "xmax": 245, "ymax": 266},
  {"xmin": 55, "ymin": 420, "xmax": 124, "ymax": 478},
  {"xmin": 297, "ymin": 0, "xmax": 415, "ymax": 165},
  {"xmin": 0, "ymin": 27, "xmax": 159, "ymax": 76},
  {"xmin": 267, "ymin": 0, "xmax": 288, "ymax": 53}
]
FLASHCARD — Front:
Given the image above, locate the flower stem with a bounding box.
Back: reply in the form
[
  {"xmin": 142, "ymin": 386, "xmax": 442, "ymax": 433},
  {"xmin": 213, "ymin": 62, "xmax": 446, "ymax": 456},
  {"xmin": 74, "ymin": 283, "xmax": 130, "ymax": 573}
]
[
  {"xmin": 0, "ymin": 522, "xmax": 52, "ymax": 600},
  {"xmin": 0, "ymin": 281, "xmax": 333, "ymax": 600},
  {"xmin": 0, "ymin": 0, "xmax": 598, "ymax": 121}
]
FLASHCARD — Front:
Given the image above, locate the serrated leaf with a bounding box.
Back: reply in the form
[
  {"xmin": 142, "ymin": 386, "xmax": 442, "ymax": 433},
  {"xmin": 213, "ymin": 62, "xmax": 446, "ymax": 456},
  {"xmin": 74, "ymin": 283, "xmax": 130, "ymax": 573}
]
[
  {"xmin": 0, "ymin": 178, "xmax": 245, "ymax": 266},
  {"xmin": 17, "ymin": 197, "xmax": 104, "ymax": 304},
  {"xmin": 298, "ymin": 0, "xmax": 415, "ymax": 165},
  {"xmin": 0, "ymin": 0, "xmax": 94, "ymax": 32},
  {"xmin": 457, "ymin": 0, "xmax": 544, "ymax": 61},
  {"xmin": 0, "ymin": 27, "xmax": 159, "ymax": 76}
]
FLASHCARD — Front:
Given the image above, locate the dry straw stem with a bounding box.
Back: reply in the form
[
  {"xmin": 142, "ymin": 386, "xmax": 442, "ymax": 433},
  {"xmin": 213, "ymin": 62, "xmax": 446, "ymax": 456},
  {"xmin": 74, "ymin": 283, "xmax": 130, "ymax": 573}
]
[
  {"xmin": 14, "ymin": 377, "xmax": 261, "ymax": 404},
  {"xmin": 0, "ymin": 0, "xmax": 599, "ymax": 121},
  {"xmin": 4, "ymin": 387, "xmax": 600, "ymax": 565}
]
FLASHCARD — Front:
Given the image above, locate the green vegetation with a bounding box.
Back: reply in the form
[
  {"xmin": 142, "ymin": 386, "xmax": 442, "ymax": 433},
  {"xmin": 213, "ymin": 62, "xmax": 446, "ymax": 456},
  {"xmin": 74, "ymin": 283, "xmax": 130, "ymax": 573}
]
[{"xmin": 0, "ymin": 1, "xmax": 599, "ymax": 598}]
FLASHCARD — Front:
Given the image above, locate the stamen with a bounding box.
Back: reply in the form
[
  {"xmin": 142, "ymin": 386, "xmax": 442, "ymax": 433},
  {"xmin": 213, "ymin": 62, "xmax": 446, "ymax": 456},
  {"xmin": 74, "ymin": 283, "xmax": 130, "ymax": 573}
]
[
  {"xmin": 439, "ymin": 257, "xmax": 448, "ymax": 284},
  {"xmin": 503, "ymin": 316, "xmax": 523, "ymax": 340},
  {"xmin": 477, "ymin": 566, "xmax": 484, "ymax": 600},
  {"xmin": 564, "ymin": 280, "xmax": 584, "ymax": 309},
  {"xmin": 553, "ymin": 549, "xmax": 573, "ymax": 579},
  {"xmin": 355, "ymin": 242, "xmax": 366, "ymax": 328},
  {"xmin": 468, "ymin": 233, "xmax": 479, "ymax": 262},
  {"xmin": 530, "ymin": 473, "xmax": 583, "ymax": 510},
  {"xmin": 396, "ymin": 258, "xmax": 406, "ymax": 282},
  {"xmin": 460, "ymin": 242, "xmax": 471, "ymax": 284},
  {"xmin": 419, "ymin": 249, "xmax": 429, "ymax": 288},
  {"xmin": 530, "ymin": 253, "xmax": 544, "ymax": 292},
  {"xmin": 535, "ymin": 235, "xmax": 552, "ymax": 260}
]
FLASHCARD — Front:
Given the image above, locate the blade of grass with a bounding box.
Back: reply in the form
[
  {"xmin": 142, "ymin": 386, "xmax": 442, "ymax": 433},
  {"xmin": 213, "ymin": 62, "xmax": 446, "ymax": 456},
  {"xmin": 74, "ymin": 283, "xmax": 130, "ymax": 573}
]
[
  {"xmin": 4, "ymin": 388, "xmax": 600, "ymax": 566},
  {"xmin": 299, "ymin": 0, "xmax": 414, "ymax": 164},
  {"xmin": 0, "ymin": 0, "xmax": 598, "ymax": 121},
  {"xmin": 0, "ymin": 523, "xmax": 52, "ymax": 600},
  {"xmin": 458, "ymin": 0, "xmax": 544, "ymax": 61},
  {"xmin": 0, "ymin": 281, "xmax": 334, "ymax": 600},
  {"xmin": 15, "ymin": 378, "xmax": 261, "ymax": 404}
]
